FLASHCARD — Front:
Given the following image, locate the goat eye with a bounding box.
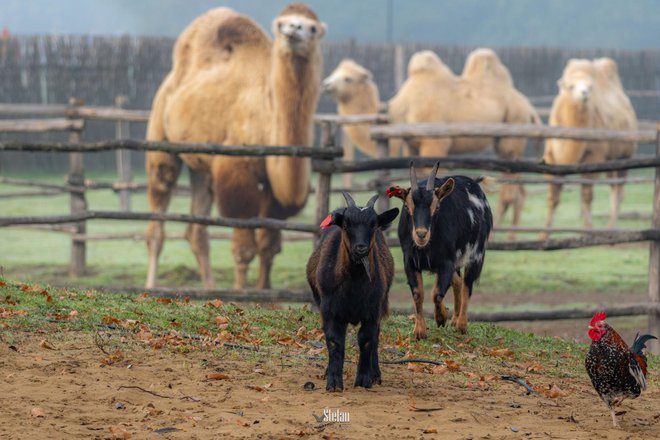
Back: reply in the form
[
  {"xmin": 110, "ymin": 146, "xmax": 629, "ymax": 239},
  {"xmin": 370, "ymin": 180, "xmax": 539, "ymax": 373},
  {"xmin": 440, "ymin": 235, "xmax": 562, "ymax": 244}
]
[{"xmin": 310, "ymin": 25, "xmax": 317, "ymax": 34}]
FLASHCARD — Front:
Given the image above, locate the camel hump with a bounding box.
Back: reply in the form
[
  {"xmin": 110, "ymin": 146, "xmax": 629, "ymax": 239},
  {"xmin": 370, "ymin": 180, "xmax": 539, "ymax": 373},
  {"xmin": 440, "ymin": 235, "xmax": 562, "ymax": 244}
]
[
  {"xmin": 462, "ymin": 48, "xmax": 513, "ymax": 86},
  {"xmin": 216, "ymin": 14, "xmax": 270, "ymax": 51},
  {"xmin": 279, "ymin": 3, "xmax": 319, "ymax": 20}
]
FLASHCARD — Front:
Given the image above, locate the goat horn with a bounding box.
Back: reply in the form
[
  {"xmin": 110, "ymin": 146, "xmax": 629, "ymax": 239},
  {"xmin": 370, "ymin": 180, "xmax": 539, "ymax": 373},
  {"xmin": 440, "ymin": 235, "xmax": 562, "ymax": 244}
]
[
  {"xmin": 426, "ymin": 161, "xmax": 440, "ymax": 190},
  {"xmin": 366, "ymin": 194, "xmax": 379, "ymax": 208},
  {"xmin": 409, "ymin": 162, "xmax": 419, "ymax": 192},
  {"xmin": 342, "ymin": 191, "xmax": 356, "ymax": 208}
]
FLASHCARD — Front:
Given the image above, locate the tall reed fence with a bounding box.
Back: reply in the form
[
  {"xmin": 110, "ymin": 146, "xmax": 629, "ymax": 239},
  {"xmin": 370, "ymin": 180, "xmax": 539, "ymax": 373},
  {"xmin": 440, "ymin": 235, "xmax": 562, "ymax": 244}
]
[
  {"xmin": 0, "ymin": 100, "xmax": 659, "ymax": 353},
  {"xmin": 1, "ymin": 36, "xmax": 659, "ymax": 170}
]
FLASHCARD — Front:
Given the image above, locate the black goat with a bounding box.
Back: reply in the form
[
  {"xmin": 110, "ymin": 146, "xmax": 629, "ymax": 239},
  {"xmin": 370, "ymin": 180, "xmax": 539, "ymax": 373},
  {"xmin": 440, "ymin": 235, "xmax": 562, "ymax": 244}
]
[
  {"xmin": 387, "ymin": 163, "xmax": 492, "ymax": 339},
  {"xmin": 306, "ymin": 192, "xmax": 399, "ymax": 391}
]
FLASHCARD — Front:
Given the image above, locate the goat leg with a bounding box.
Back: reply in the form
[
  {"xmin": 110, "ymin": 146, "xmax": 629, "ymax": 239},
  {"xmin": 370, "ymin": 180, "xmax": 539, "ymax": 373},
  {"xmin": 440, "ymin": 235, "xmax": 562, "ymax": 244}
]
[
  {"xmin": 407, "ymin": 270, "xmax": 427, "ymax": 340},
  {"xmin": 323, "ymin": 318, "xmax": 347, "ymax": 392},
  {"xmin": 355, "ymin": 321, "xmax": 380, "ymax": 388}
]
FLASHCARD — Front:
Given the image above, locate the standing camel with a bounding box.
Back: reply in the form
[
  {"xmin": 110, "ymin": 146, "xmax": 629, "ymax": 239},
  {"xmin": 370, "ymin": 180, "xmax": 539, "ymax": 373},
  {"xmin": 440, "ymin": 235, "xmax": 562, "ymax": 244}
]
[
  {"xmin": 322, "ymin": 49, "xmax": 540, "ymax": 239},
  {"xmin": 145, "ymin": 3, "xmax": 326, "ymax": 288},
  {"xmin": 541, "ymin": 58, "xmax": 637, "ymax": 240}
]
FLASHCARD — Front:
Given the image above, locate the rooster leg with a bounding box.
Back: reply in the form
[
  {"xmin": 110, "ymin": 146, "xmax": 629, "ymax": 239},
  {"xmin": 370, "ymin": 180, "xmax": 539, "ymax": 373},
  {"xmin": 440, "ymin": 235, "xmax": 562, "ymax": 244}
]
[{"xmin": 610, "ymin": 408, "xmax": 619, "ymax": 428}]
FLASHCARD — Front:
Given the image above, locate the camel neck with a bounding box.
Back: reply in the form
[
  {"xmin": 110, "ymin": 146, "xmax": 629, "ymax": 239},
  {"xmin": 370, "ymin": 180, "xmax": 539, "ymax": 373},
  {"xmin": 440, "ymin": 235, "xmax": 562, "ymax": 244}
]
[{"xmin": 270, "ymin": 48, "xmax": 321, "ymax": 146}]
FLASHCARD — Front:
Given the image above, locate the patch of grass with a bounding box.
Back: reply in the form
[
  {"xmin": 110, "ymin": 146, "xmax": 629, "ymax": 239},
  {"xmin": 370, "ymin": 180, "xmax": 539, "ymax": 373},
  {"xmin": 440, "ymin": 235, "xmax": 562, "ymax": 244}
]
[
  {"xmin": 0, "ymin": 169, "xmax": 654, "ymax": 297},
  {"xmin": 1, "ymin": 278, "xmax": 656, "ymax": 380}
]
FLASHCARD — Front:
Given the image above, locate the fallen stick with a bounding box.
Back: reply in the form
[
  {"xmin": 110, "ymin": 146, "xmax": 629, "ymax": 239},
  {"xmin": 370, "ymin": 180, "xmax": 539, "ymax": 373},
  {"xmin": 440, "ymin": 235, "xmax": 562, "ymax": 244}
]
[{"xmin": 501, "ymin": 375, "xmax": 539, "ymax": 395}]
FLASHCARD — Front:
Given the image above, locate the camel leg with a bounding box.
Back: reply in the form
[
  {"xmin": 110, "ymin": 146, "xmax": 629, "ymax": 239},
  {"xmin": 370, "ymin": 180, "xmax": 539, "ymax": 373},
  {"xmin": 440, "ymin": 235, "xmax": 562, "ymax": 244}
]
[
  {"xmin": 608, "ymin": 170, "xmax": 625, "ymax": 229},
  {"xmin": 510, "ymin": 183, "xmax": 525, "ymax": 240},
  {"xmin": 212, "ymin": 157, "xmax": 262, "ymax": 289},
  {"xmin": 540, "ymin": 181, "xmax": 562, "ymax": 241},
  {"xmin": 186, "ymin": 168, "xmax": 215, "ymax": 288},
  {"xmin": 145, "ymin": 151, "xmax": 182, "ymax": 288},
  {"xmin": 580, "ymin": 176, "xmax": 595, "ymax": 230},
  {"xmin": 231, "ymin": 229, "xmax": 257, "ymax": 289},
  {"xmin": 255, "ymin": 227, "xmax": 281, "ymax": 289}
]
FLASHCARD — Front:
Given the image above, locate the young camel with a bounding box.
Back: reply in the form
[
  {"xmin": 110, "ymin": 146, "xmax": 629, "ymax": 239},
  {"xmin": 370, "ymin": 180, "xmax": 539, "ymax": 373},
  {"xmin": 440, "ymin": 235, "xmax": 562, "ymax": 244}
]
[
  {"xmin": 541, "ymin": 58, "xmax": 637, "ymax": 240},
  {"xmin": 323, "ymin": 49, "xmax": 539, "ymax": 239},
  {"xmin": 145, "ymin": 3, "xmax": 325, "ymax": 289}
]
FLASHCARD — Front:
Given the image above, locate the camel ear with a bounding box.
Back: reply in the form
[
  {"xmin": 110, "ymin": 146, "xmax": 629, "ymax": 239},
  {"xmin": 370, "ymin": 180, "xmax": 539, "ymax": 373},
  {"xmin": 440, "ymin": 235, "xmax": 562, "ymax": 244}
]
[
  {"xmin": 556, "ymin": 79, "xmax": 564, "ymax": 91},
  {"xmin": 317, "ymin": 22, "xmax": 327, "ymax": 39}
]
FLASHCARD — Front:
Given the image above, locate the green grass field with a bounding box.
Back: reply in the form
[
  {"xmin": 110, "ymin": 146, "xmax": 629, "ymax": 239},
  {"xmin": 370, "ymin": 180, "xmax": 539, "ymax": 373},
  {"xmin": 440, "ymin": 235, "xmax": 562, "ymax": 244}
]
[
  {"xmin": 1, "ymin": 277, "xmax": 656, "ymax": 377},
  {"xmin": 0, "ymin": 169, "xmax": 654, "ymax": 302}
]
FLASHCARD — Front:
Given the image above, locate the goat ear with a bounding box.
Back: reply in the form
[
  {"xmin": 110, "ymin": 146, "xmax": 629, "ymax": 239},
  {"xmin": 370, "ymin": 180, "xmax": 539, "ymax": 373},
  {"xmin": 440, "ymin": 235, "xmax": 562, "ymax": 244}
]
[
  {"xmin": 386, "ymin": 185, "xmax": 408, "ymax": 200},
  {"xmin": 377, "ymin": 207, "xmax": 400, "ymax": 229},
  {"xmin": 434, "ymin": 178, "xmax": 454, "ymax": 202}
]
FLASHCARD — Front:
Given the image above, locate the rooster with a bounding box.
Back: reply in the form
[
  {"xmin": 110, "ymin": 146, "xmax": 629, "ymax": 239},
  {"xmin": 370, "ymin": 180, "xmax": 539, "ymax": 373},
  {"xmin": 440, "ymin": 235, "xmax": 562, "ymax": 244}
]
[{"xmin": 585, "ymin": 311, "xmax": 656, "ymax": 427}]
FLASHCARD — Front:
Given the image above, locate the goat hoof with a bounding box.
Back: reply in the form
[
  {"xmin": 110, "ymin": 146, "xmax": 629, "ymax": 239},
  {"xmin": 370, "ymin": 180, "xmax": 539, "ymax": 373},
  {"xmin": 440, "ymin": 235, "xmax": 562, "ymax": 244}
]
[
  {"xmin": 326, "ymin": 375, "xmax": 343, "ymax": 392},
  {"xmin": 452, "ymin": 321, "xmax": 468, "ymax": 334},
  {"xmin": 354, "ymin": 372, "xmax": 374, "ymax": 389}
]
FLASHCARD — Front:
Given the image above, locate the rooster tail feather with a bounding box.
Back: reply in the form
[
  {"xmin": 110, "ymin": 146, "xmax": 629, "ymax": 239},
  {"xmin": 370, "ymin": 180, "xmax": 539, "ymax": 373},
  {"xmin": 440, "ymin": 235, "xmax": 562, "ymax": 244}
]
[{"xmin": 631, "ymin": 333, "xmax": 657, "ymax": 355}]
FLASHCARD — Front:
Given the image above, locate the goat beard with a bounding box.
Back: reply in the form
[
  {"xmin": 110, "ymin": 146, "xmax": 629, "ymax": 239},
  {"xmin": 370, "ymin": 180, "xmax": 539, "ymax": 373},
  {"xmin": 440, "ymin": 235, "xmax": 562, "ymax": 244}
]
[{"xmin": 361, "ymin": 257, "xmax": 371, "ymax": 282}]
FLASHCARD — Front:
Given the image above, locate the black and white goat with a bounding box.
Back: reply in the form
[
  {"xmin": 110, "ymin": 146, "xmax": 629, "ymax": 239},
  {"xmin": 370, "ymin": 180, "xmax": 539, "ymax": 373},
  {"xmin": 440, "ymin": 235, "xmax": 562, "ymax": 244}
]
[
  {"xmin": 387, "ymin": 163, "xmax": 492, "ymax": 339},
  {"xmin": 306, "ymin": 192, "xmax": 399, "ymax": 391}
]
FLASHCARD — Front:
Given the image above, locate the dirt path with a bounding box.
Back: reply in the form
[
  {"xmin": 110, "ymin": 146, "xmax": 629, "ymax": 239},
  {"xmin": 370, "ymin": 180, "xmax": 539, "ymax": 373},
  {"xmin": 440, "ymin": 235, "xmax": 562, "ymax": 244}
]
[{"xmin": 0, "ymin": 334, "xmax": 658, "ymax": 440}]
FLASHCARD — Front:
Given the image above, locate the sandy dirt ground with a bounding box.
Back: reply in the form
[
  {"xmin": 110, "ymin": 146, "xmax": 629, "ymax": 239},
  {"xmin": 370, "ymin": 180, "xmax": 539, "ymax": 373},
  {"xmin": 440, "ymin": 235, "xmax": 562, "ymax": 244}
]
[{"xmin": 0, "ymin": 333, "xmax": 658, "ymax": 440}]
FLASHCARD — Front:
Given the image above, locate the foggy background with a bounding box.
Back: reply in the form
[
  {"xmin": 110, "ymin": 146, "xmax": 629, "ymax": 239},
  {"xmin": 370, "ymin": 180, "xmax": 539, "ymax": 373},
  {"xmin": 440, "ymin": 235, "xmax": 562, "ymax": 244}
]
[{"xmin": 2, "ymin": 0, "xmax": 659, "ymax": 48}]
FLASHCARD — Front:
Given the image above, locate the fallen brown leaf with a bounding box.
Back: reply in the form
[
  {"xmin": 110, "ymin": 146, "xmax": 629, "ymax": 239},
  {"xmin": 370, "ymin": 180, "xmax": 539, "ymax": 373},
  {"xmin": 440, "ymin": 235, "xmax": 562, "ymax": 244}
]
[
  {"xmin": 108, "ymin": 425, "xmax": 132, "ymax": 439},
  {"xmin": 39, "ymin": 339, "xmax": 56, "ymax": 350},
  {"xmin": 544, "ymin": 383, "xmax": 568, "ymax": 398},
  {"xmin": 30, "ymin": 407, "xmax": 46, "ymax": 418},
  {"xmin": 207, "ymin": 372, "xmax": 230, "ymax": 380},
  {"xmin": 487, "ymin": 348, "xmax": 514, "ymax": 358},
  {"xmin": 207, "ymin": 299, "xmax": 224, "ymax": 308},
  {"xmin": 445, "ymin": 359, "xmax": 461, "ymax": 371}
]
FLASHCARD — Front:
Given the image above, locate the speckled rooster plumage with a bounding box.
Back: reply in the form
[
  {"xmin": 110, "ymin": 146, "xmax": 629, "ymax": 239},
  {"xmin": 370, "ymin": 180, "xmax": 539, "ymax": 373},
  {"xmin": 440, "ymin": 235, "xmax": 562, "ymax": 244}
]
[{"xmin": 584, "ymin": 311, "xmax": 656, "ymax": 427}]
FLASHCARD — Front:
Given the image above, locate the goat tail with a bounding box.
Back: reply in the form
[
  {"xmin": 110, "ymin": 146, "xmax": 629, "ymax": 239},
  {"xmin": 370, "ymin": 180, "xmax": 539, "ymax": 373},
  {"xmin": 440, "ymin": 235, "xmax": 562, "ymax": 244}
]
[{"xmin": 475, "ymin": 176, "xmax": 498, "ymax": 194}]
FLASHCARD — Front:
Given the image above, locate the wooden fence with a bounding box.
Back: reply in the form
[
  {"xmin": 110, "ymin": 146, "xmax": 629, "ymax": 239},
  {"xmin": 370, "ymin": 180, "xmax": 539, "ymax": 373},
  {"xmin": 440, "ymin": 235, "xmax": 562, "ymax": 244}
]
[{"xmin": 0, "ymin": 102, "xmax": 659, "ymax": 352}]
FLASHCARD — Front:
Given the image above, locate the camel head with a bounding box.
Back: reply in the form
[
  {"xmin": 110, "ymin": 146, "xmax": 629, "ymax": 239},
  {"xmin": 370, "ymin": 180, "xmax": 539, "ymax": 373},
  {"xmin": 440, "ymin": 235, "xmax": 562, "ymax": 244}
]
[
  {"xmin": 272, "ymin": 3, "xmax": 326, "ymax": 57},
  {"xmin": 322, "ymin": 59, "xmax": 375, "ymax": 103},
  {"xmin": 558, "ymin": 59, "xmax": 595, "ymax": 105}
]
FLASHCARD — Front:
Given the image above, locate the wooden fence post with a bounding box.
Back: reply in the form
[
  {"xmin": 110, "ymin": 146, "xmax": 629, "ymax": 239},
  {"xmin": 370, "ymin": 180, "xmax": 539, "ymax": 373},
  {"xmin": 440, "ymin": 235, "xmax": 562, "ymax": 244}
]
[
  {"xmin": 315, "ymin": 121, "xmax": 335, "ymax": 240},
  {"xmin": 67, "ymin": 97, "xmax": 87, "ymax": 277},
  {"xmin": 648, "ymin": 123, "xmax": 660, "ymax": 354},
  {"xmin": 115, "ymin": 95, "xmax": 132, "ymax": 211},
  {"xmin": 375, "ymin": 120, "xmax": 390, "ymax": 215}
]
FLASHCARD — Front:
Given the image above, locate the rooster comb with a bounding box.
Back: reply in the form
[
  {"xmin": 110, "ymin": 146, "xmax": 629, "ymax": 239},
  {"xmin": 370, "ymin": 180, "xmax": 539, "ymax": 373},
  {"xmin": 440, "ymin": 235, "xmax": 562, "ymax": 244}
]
[{"xmin": 590, "ymin": 310, "xmax": 606, "ymax": 326}]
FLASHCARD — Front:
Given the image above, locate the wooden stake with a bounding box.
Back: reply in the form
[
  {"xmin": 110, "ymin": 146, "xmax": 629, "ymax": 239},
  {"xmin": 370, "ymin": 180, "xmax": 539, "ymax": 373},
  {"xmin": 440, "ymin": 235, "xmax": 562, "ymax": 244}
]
[
  {"xmin": 648, "ymin": 124, "xmax": 660, "ymax": 354},
  {"xmin": 67, "ymin": 97, "xmax": 87, "ymax": 277}
]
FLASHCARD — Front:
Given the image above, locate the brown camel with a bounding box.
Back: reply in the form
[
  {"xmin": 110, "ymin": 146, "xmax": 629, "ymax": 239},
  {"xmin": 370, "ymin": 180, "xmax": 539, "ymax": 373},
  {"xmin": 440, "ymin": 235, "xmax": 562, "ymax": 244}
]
[
  {"xmin": 323, "ymin": 49, "xmax": 540, "ymax": 239},
  {"xmin": 145, "ymin": 3, "xmax": 325, "ymax": 289},
  {"xmin": 541, "ymin": 58, "xmax": 637, "ymax": 240}
]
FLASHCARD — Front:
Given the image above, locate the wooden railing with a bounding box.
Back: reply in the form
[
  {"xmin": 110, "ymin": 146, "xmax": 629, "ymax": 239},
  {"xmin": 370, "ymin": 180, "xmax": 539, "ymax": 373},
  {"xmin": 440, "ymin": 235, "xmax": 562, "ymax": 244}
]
[{"xmin": 1, "ymin": 100, "xmax": 659, "ymax": 352}]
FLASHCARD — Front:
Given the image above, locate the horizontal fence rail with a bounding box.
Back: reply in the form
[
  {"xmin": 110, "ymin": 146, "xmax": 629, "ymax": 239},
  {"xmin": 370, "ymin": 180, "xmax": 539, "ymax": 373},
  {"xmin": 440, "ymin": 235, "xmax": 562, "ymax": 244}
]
[
  {"xmin": 0, "ymin": 211, "xmax": 319, "ymax": 233},
  {"xmin": 314, "ymin": 154, "xmax": 660, "ymax": 175},
  {"xmin": 370, "ymin": 122, "xmax": 656, "ymax": 143},
  {"xmin": 0, "ymin": 118, "xmax": 84, "ymax": 133},
  {"xmin": 0, "ymin": 139, "xmax": 343, "ymax": 159}
]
